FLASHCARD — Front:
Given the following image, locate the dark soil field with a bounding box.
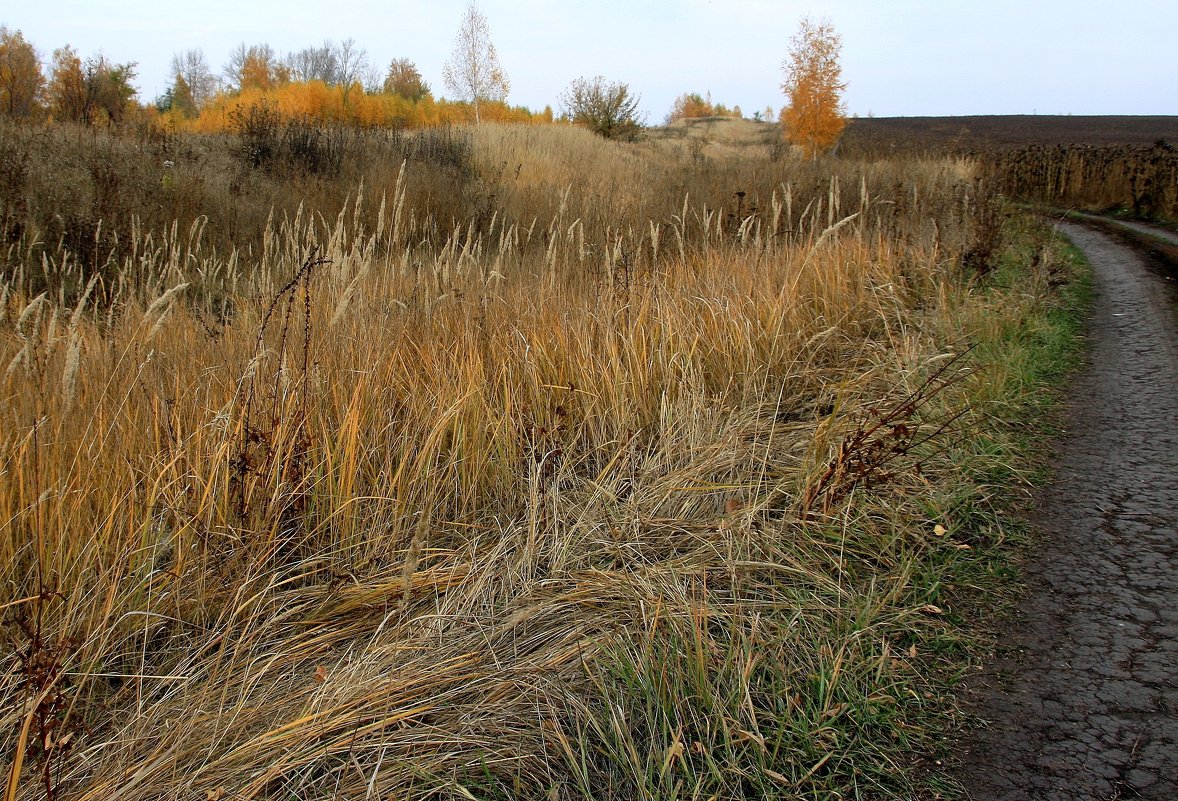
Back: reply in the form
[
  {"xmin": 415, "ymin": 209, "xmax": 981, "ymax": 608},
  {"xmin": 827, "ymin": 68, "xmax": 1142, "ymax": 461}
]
[{"xmin": 842, "ymin": 115, "xmax": 1178, "ymax": 157}]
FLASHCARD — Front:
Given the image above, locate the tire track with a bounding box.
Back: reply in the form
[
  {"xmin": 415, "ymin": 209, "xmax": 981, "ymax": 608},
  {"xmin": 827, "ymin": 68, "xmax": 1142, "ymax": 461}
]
[{"xmin": 956, "ymin": 222, "xmax": 1178, "ymax": 800}]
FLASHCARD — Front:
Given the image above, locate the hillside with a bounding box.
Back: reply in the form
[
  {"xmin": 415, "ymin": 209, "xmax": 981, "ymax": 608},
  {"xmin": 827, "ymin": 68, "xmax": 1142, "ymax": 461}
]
[{"xmin": 645, "ymin": 115, "xmax": 780, "ymax": 159}]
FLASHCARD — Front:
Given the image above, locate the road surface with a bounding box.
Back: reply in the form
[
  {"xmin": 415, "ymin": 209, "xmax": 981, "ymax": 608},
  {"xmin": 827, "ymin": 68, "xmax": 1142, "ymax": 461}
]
[{"xmin": 956, "ymin": 220, "xmax": 1178, "ymax": 800}]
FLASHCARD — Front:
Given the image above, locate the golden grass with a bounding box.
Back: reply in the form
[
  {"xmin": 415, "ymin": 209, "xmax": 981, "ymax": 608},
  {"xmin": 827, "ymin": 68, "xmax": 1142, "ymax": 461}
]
[
  {"xmin": 645, "ymin": 116, "xmax": 781, "ymax": 161},
  {"xmin": 0, "ymin": 122, "xmax": 1021, "ymax": 799}
]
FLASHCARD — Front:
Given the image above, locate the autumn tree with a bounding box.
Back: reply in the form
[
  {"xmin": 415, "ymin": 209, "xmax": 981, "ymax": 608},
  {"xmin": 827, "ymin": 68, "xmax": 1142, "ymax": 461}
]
[
  {"xmin": 442, "ymin": 1, "xmax": 509, "ymax": 123},
  {"xmin": 383, "ymin": 58, "xmax": 430, "ymax": 102},
  {"xmin": 0, "ymin": 27, "xmax": 43, "ymax": 118},
  {"xmin": 779, "ymin": 17, "xmax": 846, "ymax": 158},
  {"xmin": 83, "ymin": 56, "xmax": 138, "ymax": 124},
  {"xmin": 170, "ymin": 48, "xmax": 217, "ymax": 110},
  {"xmin": 561, "ymin": 76, "xmax": 643, "ymax": 141},
  {"xmin": 224, "ymin": 43, "xmax": 288, "ymax": 92},
  {"xmin": 47, "ymin": 46, "xmax": 86, "ymax": 122},
  {"xmin": 45, "ymin": 47, "xmax": 136, "ymax": 125},
  {"xmin": 666, "ymin": 92, "xmax": 710, "ymax": 123}
]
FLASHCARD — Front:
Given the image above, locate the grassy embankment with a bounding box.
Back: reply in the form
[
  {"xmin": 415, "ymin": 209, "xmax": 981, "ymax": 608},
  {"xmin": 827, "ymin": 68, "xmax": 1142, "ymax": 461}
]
[{"xmin": 0, "ymin": 119, "xmax": 1086, "ymax": 799}]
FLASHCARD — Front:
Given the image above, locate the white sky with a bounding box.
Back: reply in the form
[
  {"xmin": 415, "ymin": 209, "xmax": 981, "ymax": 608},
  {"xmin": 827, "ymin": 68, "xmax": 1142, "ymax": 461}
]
[{"xmin": 4, "ymin": 0, "xmax": 1177, "ymax": 120}]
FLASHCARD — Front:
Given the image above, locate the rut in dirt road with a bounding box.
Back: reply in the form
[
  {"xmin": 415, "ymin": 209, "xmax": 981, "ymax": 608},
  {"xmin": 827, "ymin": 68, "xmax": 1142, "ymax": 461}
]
[{"xmin": 956, "ymin": 222, "xmax": 1178, "ymax": 800}]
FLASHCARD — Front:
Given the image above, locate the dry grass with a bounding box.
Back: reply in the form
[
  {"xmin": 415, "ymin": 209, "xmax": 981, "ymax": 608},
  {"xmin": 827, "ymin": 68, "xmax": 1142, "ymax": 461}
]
[
  {"xmin": 0, "ymin": 121, "xmax": 1042, "ymax": 799},
  {"xmin": 645, "ymin": 117, "xmax": 781, "ymax": 161}
]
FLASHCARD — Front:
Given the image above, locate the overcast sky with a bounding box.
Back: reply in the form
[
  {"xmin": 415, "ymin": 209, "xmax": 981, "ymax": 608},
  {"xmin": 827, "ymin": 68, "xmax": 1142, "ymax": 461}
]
[{"xmin": 5, "ymin": 0, "xmax": 1177, "ymax": 120}]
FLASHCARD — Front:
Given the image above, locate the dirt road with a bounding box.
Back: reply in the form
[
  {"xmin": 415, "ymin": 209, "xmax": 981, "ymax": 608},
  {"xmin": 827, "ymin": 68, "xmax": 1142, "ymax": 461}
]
[
  {"xmin": 956, "ymin": 221, "xmax": 1178, "ymax": 800},
  {"xmin": 1078, "ymin": 215, "xmax": 1178, "ymax": 249}
]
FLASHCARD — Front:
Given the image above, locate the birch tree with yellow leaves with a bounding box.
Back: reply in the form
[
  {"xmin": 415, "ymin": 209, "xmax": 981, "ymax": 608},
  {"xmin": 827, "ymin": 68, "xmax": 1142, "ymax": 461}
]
[{"xmin": 780, "ymin": 17, "xmax": 847, "ymax": 158}]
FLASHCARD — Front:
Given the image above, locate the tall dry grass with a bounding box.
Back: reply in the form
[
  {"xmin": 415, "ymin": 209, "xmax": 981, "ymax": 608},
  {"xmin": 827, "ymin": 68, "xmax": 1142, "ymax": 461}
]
[{"xmin": 1, "ymin": 122, "xmax": 1002, "ymax": 799}]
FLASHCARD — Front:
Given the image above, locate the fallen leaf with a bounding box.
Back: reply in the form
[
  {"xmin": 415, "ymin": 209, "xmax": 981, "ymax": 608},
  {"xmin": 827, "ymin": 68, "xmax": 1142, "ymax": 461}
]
[
  {"xmin": 933, "ymin": 524, "xmax": 947, "ymax": 537},
  {"xmin": 822, "ymin": 703, "xmax": 849, "ymax": 720},
  {"xmin": 764, "ymin": 768, "xmax": 789, "ymax": 784},
  {"xmin": 919, "ymin": 604, "xmax": 944, "ymax": 616},
  {"xmin": 314, "ymin": 665, "xmax": 327, "ymax": 683}
]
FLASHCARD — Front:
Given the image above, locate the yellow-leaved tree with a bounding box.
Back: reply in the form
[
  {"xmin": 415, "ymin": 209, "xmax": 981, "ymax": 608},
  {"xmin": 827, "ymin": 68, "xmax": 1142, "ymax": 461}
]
[{"xmin": 780, "ymin": 17, "xmax": 846, "ymax": 158}]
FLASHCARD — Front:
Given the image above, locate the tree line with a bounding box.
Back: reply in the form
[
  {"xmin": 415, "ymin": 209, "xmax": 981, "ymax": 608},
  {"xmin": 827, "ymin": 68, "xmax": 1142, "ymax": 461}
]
[
  {"xmin": 0, "ymin": 29, "xmax": 138, "ymax": 126},
  {"xmin": 0, "ymin": 13, "xmax": 538, "ymax": 131},
  {"xmin": 0, "ymin": 5, "xmax": 847, "ymax": 155}
]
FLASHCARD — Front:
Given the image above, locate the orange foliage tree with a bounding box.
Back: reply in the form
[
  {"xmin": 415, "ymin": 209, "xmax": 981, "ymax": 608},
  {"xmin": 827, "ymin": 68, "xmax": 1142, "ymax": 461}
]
[
  {"xmin": 47, "ymin": 46, "xmax": 87, "ymax": 123},
  {"xmin": 0, "ymin": 26, "xmax": 43, "ymax": 118},
  {"xmin": 779, "ymin": 17, "xmax": 846, "ymax": 157},
  {"xmin": 224, "ymin": 44, "xmax": 288, "ymax": 93}
]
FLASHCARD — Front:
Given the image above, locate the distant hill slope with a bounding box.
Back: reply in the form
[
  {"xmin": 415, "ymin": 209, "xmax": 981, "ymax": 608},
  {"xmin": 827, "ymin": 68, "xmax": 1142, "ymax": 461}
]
[
  {"xmin": 645, "ymin": 116, "xmax": 779, "ymax": 159},
  {"xmin": 841, "ymin": 115, "xmax": 1178, "ymax": 156}
]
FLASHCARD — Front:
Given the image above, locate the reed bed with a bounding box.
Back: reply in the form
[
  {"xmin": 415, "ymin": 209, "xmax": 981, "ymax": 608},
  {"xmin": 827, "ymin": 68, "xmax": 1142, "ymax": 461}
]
[{"xmin": 0, "ymin": 122, "xmax": 1032, "ymax": 799}]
